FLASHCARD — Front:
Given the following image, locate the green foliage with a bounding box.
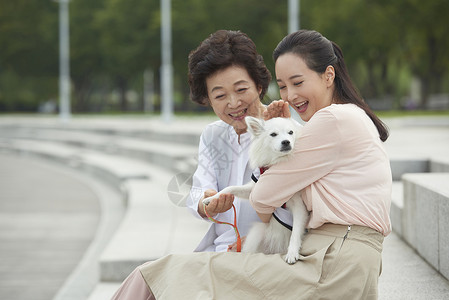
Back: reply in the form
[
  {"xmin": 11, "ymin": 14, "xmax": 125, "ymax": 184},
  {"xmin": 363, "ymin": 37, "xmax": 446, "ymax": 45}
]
[
  {"xmin": 303, "ymin": 0, "xmax": 449, "ymax": 108},
  {"xmin": 0, "ymin": 70, "xmax": 57, "ymax": 111},
  {"xmin": 0, "ymin": 1, "xmax": 58, "ymax": 76},
  {"xmin": 0, "ymin": 1, "xmax": 58, "ymax": 111},
  {"xmin": 0, "ymin": 0, "xmax": 448, "ymax": 112}
]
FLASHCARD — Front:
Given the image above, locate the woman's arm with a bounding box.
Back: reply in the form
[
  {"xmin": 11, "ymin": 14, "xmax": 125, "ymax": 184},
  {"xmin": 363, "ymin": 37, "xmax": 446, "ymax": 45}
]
[
  {"xmin": 250, "ymin": 109, "xmax": 341, "ymax": 214},
  {"xmin": 186, "ymin": 126, "xmax": 237, "ymax": 220},
  {"xmin": 257, "ymin": 212, "xmax": 272, "ymax": 223},
  {"xmin": 186, "ymin": 133, "xmax": 220, "ymax": 219}
]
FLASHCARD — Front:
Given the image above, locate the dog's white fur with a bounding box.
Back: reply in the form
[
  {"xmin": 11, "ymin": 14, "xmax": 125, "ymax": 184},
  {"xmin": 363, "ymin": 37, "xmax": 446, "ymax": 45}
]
[{"xmin": 203, "ymin": 116, "xmax": 309, "ymax": 264}]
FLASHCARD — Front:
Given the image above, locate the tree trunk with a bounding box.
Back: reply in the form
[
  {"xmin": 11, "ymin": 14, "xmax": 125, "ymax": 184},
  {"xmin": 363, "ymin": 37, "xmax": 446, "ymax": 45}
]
[
  {"xmin": 420, "ymin": 76, "xmax": 430, "ymax": 109},
  {"xmin": 365, "ymin": 61, "xmax": 377, "ymax": 98},
  {"xmin": 73, "ymin": 77, "xmax": 92, "ymax": 112},
  {"xmin": 117, "ymin": 76, "xmax": 128, "ymax": 112}
]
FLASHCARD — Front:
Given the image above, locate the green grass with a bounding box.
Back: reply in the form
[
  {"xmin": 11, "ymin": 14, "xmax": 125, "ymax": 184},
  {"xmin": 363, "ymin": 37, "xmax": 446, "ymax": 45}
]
[
  {"xmin": 1, "ymin": 109, "xmax": 448, "ymax": 119},
  {"xmin": 375, "ymin": 110, "xmax": 449, "ymax": 118}
]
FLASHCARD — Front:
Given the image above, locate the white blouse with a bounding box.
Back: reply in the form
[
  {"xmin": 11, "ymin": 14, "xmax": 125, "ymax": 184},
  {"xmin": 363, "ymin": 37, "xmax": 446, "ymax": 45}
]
[{"xmin": 186, "ymin": 120, "xmax": 261, "ymax": 252}]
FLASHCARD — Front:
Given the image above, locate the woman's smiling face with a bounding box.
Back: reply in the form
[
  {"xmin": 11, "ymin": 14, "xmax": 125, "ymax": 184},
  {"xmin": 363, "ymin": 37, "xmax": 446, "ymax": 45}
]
[
  {"xmin": 206, "ymin": 65, "xmax": 263, "ymax": 134},
  {"xmin": 275, "ymin": 53, "xmax": 335, "ymax": 122}
]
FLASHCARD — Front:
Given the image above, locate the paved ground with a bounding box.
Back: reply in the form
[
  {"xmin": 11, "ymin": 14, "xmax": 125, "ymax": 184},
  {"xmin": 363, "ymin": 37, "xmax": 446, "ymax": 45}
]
[
  {"xmin": 380, "ymin": 232, "xmax": 449, "ymax": 299},
  {"xmin": 0, "ymin": 154, "xmax": 100, "ymax": 300},
  {"xmin": 0, "ymin": 153, "xmax": 124, "ymax": 300},
  {"xmin": 383, "ymin": 116, "xmax": 449, "ymax": 159}
]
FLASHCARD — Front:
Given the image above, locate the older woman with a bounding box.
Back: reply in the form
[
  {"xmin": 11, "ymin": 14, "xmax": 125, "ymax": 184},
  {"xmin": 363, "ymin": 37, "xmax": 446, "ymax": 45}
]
[
  {"xmin": 185, "ymin": 29, "xmax": 272, "ymax": 252},
  {"xmin": 111, "ymin": 29, "xmax": 274, "ymax": 299}
]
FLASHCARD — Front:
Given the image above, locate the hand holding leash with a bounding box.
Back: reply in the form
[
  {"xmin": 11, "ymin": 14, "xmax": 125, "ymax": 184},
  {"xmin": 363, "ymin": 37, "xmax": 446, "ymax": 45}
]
[{"xmin": 199, "ymin": 189, "xmax": 235, "ymax": 218}]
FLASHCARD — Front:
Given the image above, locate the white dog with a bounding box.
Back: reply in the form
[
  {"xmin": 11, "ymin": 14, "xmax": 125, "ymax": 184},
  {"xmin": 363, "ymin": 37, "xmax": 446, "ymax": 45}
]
[{"xmin": 203, "ymin": 116, "xmax": 309, "ymax": 264}]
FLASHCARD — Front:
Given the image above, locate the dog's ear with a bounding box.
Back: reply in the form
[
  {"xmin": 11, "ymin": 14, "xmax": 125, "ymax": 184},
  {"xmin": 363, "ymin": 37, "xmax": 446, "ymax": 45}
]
[{"xmin": 245, "ymin": 116, "xmax": 265, "ymax": 137}]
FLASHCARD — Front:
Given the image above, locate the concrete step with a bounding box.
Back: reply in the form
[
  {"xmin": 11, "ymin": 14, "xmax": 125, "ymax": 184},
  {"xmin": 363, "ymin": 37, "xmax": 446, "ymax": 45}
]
[
  {"xmin": 379, "ymin": 231, "xmax": 449, "ymax": 299},
  {"xmin": 0, "ymin": 116, "xmax": 210, "ymax": 147},
  {"xmin": 391, "ymin": 181, "xmax": 404, "ymax": 236},
  {"xmin": 0, "ymin": 128, "xmax": 198, "ymax": 174},
  {"xmin": 0, "ymin": 137, "xmax": 209, "ymax": 288},
  {"xmin": 401, "ymin": 173, "xmax": 449, "ymax": 281},
  {"xmin": 0, "ymin": 138, "xmax": 152, "ymax": 192},
  {"xmin": 99, "ymin": 179, "xmax": 209, "ymax": 282},
  {"xmin": 4, "ymin": 121, "xmax": 446, "ymax": 179}
]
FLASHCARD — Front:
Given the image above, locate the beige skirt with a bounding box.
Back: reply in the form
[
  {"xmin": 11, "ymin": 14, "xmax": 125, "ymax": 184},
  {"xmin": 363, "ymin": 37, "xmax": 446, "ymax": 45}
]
[{"xmin": 139, "ymin": 224, "xmax": 384, "ymax": 300}]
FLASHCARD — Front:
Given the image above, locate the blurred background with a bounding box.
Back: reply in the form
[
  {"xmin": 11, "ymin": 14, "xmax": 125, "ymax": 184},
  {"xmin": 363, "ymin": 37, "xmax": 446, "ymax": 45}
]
[
  {"xmin": 1, "ymin": 0, "xmax": 448, "ymax": 116},
  {"xmin": 1, "ymin": 1, "xmax": 449, "ymax": 299}
]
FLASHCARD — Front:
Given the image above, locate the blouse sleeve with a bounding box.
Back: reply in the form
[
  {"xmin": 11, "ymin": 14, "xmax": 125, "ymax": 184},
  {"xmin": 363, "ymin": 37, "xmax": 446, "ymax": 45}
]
[
  {"xmin": 185, "ymin": 133, "xmax": 218, "ymax": 219},
  {"xmin": 249, "ymin": 109, "xmax": 342, "ymax": 214}
]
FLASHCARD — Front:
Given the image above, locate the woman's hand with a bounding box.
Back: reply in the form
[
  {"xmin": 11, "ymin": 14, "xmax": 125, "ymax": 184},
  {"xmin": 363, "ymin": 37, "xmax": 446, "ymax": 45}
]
[
  {"xmin": 263, "ymin": 100, "xmax": 291, "ymax": 120},
  {"xmin": 198, "ymin": 189, "xmax": 235, "ymax": 218},
  {"xmin": 227, "ymin": 236, "xmax": 246, "ymax": 252}
]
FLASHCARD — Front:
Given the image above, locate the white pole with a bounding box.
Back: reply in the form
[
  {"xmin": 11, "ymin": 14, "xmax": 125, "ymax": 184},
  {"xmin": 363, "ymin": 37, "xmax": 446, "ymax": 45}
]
[
  {"xmin": 288, "ymin": 0, "xmax": 304, "ymax": 124},
  {"xmin": 161, "ymin": 0, "xmax": 173, "ymax": 123},
  {"xmin": 288, "ymin": 0, "xmax": 299, "ymax": 33},
  {"xmin": 58, "ymin": 0, "xmax": 71, "ymax": 122}
]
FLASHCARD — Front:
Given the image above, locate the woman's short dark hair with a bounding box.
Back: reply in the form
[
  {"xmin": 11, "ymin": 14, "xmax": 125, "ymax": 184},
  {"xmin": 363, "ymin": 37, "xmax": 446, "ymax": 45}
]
[
  {"xmin": 188, "ymin": 30, "xmax": 271, "ymax": 105},
  {"xmin": 273, "ymin": 30, "xmax": 389, "ymax": 142}
]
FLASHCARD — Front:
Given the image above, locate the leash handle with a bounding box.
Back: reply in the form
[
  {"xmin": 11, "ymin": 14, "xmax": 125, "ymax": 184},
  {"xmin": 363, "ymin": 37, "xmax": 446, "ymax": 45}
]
[{"xmin": 203, "ymin": 202, "xmax": 241, "ymax": 252}]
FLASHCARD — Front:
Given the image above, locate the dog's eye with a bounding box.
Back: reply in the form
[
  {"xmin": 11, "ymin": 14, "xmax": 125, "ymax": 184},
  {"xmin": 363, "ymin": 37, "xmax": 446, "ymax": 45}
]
[
  {"xmin": 270, "ymin": 132, "xmax": 277, "ymax": 137},
  {"xmin": 288, "ymin": 130, "xmax": 294, "ymax": 135}
]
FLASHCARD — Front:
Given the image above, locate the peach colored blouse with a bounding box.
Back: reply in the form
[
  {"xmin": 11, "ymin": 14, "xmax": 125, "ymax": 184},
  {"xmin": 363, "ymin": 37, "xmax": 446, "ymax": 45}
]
[{"xmin": 249, "ymin": 104, "xmax": 392, "ymax": 236}]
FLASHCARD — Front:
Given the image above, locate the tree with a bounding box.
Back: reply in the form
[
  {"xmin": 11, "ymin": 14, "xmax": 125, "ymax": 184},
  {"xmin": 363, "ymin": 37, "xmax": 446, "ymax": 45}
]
[
  {"xmin": 1, "ymin": 0, "xmax": 448, "ymax": 112},
  {"xmin": 302, "ymin": 0, "xmax": 401, "ymax": 99},
  {"xmin": 95, "ymin": 0, "xmax": 160, "ymax": 111},
  {"xmin": 0, "ymin": 0, "xmax": 58, "ymax": 110},
  {"xmin": 70, "ymin": 0, "xmax": 107, "ymax": 112},
  {"xmin": 392, "ymin": 0, "xmax": 449, "ymax": 108},
  {"xmin": 171, "ymin": 0, "xmax": 288, "ymax": 109}
]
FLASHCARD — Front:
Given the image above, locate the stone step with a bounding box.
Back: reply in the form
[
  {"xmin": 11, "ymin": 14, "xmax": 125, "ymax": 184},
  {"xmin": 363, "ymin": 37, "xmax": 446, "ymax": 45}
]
[
  {"xmin": 99, "ymin": 179, "xmax": 209, "ymax": 282},
  {"xmin": 379, "ymin": 231, "xmax": 449, "ymax": 299},
  {"xmin": 391, "ymin": 181, "xmax": 404, "ymax": 236},
  {"xmin": 401, "ymin": 173, "xmax": 449, "ymax": 281},
  {"xmin": 0, "ymin": 139, "xmax": 151, "ymax": 192},
  {"xmin": 4, "ymin": 121, "xmax": 446, "ymax": 180},
  {"xmin": 0, "ymin": 138, "xmax": 209, "ymax": 281},
  {"xmin": 0, "ymin": 127, "xmax": 198, "ymax": 174},
  {"xmin": 0, "ymin": 116, "xmax": 209, "ymax": 147}
]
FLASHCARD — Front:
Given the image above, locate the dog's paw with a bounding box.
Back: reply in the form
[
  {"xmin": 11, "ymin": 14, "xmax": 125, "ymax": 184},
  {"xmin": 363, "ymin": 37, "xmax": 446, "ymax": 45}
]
[
  {"xmin": 202, "ymin": 197, "xmax": 212, "ymax": 205},
  {"xmin": 285, "ymin": 253, "xmax": 299, "ymax": 264},
  {"xmin": 285, "ymin": 248, "xmax": 301, "ymax": 264},
  {"xmin": 202, "ymin": 194, "xmax": 218, "ymax": 205}
]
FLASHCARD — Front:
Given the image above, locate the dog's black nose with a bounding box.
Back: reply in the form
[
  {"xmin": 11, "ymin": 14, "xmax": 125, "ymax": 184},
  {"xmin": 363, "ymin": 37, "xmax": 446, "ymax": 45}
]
[{"xmin": 280, "ymin": 140, "xmax": 292, "ymax": 152}]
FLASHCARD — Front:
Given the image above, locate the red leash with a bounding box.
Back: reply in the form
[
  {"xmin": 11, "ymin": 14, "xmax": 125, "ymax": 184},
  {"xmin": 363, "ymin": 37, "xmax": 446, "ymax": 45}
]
[
  {"xmin": 203, "ymin": 203, "xmax": 241, "ymax": 252},
  {"xmin": 202, "ymin": 168, "xmax": 269, "ymax": 252}
]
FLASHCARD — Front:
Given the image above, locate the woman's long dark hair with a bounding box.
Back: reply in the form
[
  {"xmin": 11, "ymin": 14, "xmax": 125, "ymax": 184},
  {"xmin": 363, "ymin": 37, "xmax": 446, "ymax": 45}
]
[{"xmin": 273, "ymin": 30, "xmax": 389, "ymax": 142}]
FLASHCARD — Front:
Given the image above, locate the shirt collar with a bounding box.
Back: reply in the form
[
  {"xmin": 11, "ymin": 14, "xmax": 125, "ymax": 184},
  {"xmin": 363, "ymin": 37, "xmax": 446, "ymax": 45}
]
[{"xmin": 227, "ymin": 124, "xmax": 251, "ymax": 145}]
